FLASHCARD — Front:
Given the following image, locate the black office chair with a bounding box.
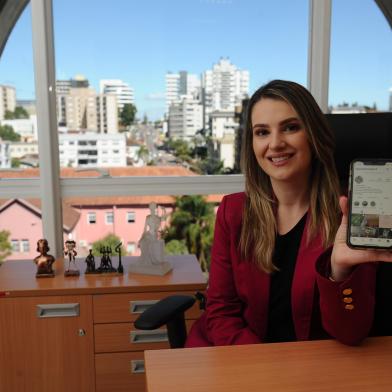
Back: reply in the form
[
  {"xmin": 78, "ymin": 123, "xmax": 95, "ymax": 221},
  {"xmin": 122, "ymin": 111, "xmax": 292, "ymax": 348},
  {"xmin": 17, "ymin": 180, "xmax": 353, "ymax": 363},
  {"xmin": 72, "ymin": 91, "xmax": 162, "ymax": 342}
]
[
  {"xmin": 134, "ymin": 292, "xmax": 205, "ymax": 348},
  {"xmin": 135, "ymin": 113, "xmax": 392, "ymax": 348}
]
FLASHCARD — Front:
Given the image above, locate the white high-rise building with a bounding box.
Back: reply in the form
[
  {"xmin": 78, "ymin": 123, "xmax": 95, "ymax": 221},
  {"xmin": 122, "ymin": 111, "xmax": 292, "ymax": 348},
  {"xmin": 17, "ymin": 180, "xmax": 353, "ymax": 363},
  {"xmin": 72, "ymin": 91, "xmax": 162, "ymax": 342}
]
[
  {"xmin": 203, "ymin": 58, "xmax": 249, "ymax": 113},
  {"xmin": 100, "ymin": 79, "xmax": 134, "ymax": 111},
  {"xmin": 0, "ymin": 85, "xmax": 16, "ymax": 121},
  {"xmin": 165, "ymin": 71, "xmax": 201, "ymax": 112},
  {"xmin": 168, "ymin": 96, "xmax": 203, "ymax": 140}
]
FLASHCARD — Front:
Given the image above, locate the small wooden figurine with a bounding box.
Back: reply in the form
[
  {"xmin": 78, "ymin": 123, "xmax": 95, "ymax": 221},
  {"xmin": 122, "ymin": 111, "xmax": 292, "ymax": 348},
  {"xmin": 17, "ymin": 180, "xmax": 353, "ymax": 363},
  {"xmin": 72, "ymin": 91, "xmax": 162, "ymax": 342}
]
[{"xmin": 34, "ymin": 239, "xmax": 55, "ymax": 278}]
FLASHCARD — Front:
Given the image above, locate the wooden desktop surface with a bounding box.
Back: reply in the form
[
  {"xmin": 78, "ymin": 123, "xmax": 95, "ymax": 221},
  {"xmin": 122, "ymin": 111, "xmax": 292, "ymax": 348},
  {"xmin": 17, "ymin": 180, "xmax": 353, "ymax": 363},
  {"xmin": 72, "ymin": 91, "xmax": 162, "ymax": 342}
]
[
  {"xmin": 145, "ymin": 336, "xmax": 392, "ymax": 392},
  {"xmin": 0, "ymin": 254, "xmax": 206, "ymax": 297}
]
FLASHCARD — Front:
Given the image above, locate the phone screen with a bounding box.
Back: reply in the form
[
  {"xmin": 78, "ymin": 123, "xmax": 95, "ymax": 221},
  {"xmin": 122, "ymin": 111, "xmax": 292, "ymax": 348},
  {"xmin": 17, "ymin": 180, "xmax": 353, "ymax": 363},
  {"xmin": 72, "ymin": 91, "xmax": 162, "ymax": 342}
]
[{"xmin": 348, "ymin": 160, "xmax": 392, "ymax": 249}]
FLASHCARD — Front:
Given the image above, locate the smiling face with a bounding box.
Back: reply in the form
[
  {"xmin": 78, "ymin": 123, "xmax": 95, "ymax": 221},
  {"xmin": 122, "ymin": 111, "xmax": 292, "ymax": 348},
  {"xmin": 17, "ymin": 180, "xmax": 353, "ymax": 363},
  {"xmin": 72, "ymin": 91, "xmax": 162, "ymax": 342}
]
[{"xmin": 251, "ymin": 98, "xmax": 312, "ymax": 188}]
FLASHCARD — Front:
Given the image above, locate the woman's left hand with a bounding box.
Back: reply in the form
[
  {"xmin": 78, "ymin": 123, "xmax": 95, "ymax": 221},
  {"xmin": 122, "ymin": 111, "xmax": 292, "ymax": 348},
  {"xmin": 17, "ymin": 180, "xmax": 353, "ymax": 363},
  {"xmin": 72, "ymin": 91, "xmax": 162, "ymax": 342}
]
[{"xmin": 331, "ymin": 196, "xmax": 392, "ymax": 281}]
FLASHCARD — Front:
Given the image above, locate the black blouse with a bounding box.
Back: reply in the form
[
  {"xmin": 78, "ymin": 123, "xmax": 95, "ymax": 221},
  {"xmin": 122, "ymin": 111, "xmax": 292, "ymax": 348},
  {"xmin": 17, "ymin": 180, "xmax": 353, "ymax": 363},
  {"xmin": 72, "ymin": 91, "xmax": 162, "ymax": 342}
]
[{"xmin": 264, "ymin": 213, "xmax": 307, "ymax": 343}]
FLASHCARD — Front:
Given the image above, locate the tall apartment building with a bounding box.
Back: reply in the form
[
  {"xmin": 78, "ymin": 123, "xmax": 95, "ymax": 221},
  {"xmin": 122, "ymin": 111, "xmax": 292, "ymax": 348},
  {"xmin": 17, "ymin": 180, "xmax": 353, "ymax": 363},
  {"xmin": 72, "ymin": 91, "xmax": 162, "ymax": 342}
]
[
  {"xmin": 59, "ymin": 132, "xmax": 126, "ymax": 167},
  {"xmin": 203, "ymin": 58, "xmax": 249, "ymax": 113},
  {"xmin": 0, "ymin": 85, "xmax": 16, "ymax": 120},
  {"xmin": 168, "ymin": 96, "xmax": 203, "ymax": 140},
  {"xmin": 165, "ymin": 71, "xmax": 200, "ymax": 112},
  {"xmin": 99, "ymin": 79, "xmax": 134, "ymax": 111},
  {"xmin": 56, "ymin": 76, "xmax": 118, "ymax": 133}
]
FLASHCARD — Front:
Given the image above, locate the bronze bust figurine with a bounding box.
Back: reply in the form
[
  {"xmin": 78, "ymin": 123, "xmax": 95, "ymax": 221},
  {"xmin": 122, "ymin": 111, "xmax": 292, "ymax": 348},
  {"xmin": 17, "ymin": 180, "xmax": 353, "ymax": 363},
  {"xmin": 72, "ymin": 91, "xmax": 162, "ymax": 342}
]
[{"xmin": 34, "ymin": 239, "xmax": 55, "ymax": 278}]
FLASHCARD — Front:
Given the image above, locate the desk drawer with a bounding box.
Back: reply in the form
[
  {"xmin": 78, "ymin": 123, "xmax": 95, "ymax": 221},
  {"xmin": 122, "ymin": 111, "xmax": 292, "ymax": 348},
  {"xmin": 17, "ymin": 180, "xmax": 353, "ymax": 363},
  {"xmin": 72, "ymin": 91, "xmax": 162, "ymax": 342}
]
[
  {"xmin": 94, "ymin": 320, "xmax": 195, "ymax": 353},
  {"xmin": 93, "ymin": 291, "xmax": 202, "ymax": 323},
  {"xmin": 95, "ymin": 351, "xmax": 146, "ymax": 392}
]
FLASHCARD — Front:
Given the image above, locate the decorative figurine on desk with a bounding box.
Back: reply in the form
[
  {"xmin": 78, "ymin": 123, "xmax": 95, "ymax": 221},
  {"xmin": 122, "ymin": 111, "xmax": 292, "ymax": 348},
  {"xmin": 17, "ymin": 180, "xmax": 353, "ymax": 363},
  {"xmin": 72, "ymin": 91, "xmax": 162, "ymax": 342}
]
[
  {"xmin": 64, "ymin": 240, "xmax": 80, "ymax": 277},
  {"xmin": 34, "ymin": 239, "xmax": 55, "ymax": 278},
  {"xmin": 129, "ymin": 202, "xmax": 173, "ymax": 276},
  {"xmin": 96, "ymin": 246, "xmax": 117, "ymax": 273},
  {"xmin": 84, "ymin": 249, "xmax": 96, "ymax": 274},
  {"xmin": 115, "ymin": 242, "xmax": 124, "ymax": 273}
]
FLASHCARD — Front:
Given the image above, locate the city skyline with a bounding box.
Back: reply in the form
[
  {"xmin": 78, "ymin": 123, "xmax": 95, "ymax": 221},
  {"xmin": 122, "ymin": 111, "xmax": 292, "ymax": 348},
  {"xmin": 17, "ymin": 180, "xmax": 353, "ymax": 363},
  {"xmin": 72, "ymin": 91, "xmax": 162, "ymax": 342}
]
[{"xmin": 0, "ymin": 0, "xmax": 391, "ymax": 120}]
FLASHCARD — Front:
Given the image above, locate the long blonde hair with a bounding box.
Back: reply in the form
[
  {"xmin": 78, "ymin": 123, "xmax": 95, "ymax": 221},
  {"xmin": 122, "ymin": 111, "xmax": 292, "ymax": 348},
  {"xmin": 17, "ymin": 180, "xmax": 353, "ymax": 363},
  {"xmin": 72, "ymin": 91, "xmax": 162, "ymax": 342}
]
[{"xmin": 239, "ymin": 80, "xmax": 340, "ymax": 273}]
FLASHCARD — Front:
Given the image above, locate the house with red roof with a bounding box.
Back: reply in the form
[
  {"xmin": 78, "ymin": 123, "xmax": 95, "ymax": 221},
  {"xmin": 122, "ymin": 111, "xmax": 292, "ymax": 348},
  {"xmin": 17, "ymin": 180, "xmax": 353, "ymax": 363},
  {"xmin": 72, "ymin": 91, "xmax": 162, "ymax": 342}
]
[{"xmin": 0, "ymin": 166, "xmax": 223, "ymax": 260}]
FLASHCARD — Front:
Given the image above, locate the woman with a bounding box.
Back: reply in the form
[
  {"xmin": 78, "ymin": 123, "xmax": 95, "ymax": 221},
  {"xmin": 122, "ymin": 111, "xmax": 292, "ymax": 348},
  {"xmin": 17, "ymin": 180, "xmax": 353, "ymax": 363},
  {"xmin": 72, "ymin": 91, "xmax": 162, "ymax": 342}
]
[{"xmin": 186, "ymin": 79, "xmax": 392, "ymax": 347}]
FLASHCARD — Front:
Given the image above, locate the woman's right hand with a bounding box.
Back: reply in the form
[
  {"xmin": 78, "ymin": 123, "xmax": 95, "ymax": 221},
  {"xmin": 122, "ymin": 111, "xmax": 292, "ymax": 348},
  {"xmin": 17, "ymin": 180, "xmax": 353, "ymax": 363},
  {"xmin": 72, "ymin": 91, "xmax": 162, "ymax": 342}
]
[{"xmin": 330, "ymin": 196, "xmax": 392, "ymax": 281}]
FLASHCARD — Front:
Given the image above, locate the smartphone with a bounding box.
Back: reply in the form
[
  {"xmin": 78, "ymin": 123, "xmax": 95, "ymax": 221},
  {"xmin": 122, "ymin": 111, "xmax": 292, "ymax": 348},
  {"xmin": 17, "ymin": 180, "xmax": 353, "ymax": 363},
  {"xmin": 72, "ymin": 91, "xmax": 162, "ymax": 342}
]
[{"xmin": 347, "ymin": 159, "xmax": 392, "ymax": 250}]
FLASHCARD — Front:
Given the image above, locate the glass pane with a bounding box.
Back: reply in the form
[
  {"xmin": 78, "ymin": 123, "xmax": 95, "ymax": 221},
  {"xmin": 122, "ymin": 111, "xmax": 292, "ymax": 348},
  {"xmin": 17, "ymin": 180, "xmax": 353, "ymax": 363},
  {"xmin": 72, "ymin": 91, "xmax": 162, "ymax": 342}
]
[
  {"xmin": 0, "ymin": 3, "xmax": 39, "ymax": 172},
  {"xmin": 0, "ymin": 194, "xmax": 44, "ymax": 261},
  {"xmin": 0, "ymin": 4, "xmax": 43, "ymax": 262},
  {"xmin": 62, "ymin": 193, "xmax": 222, "ymax": 273},
  {"xmin": 329, "ymin": 0, "xmax": 392, "ymax": 113},
  {"xmin": 53, "ymin": 0, "xmax": 308, "ymax": 175}
]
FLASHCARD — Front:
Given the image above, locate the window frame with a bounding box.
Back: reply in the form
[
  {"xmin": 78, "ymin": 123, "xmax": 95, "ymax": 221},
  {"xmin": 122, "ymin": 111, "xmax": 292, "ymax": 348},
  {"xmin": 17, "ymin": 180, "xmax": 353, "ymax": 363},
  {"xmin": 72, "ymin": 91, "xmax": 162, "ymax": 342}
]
[
  {"xmin": 127, "ymin": 211, "xmax": 136, "ymax": 223},
  {"xmin": 105, "ymin": 211, "xmax": 114, "ymax": 225},
  {"xmin": 0, "ymin": 0, "xmax": 333, "ymax": 257},
  {"xmin": 87, "ymin": 212, "xmax": 96, "ymax": 224}
]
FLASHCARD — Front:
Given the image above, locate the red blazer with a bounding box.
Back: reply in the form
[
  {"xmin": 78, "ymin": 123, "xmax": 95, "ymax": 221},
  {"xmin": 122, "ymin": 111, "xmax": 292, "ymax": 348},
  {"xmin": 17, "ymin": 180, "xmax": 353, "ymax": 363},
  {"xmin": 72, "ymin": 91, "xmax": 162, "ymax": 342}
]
[{"xmin": 186, "ymin": 192, "xmax": 377, "ymax": 347}]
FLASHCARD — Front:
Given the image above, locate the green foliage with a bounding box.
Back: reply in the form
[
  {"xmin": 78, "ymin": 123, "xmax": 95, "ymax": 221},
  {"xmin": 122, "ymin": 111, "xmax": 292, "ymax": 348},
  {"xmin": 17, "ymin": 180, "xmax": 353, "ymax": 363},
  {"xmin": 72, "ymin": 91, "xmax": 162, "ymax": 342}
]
[
  {"xmin": 0, "ymin": 230, "xmax": 12, "ymax": 263},
  {"xmin": 14, "ymin": 106, "xmax": 29, "ymax": 119},
  {"xmin": 91, "ymin": 234, "xmax": 126, "ymax": 256},
  {"xmin": 137, "ymin": 145, "xmax": 149, "ymax": 162},
  {"xmin": 4, "ymin": 110, "xmax": 14, "ymax": 119},
  {"xmin": 0, "ymin": 124, "xmax": 21, "ymax": 141},
  {"xmin": 197, "ymin": 156, "xmax": 224, "ymax": 174},
  {"xmin": 3, "ymin": 106, "xmax": 29, "ymax": 119},
  {"xmin": 11, "ymin": 158, "xmax": 21, "ymax": 168},
  {"xmin": 165, "ymin": 239, "xmax": 189, "ymax": 255},
  {"xmin": 119, "ymin": 103, "xmax": 137, "ymax": 128},
  {"xmin": 162, "ymin": 195, "xmax": 215, "ymax": 272}
]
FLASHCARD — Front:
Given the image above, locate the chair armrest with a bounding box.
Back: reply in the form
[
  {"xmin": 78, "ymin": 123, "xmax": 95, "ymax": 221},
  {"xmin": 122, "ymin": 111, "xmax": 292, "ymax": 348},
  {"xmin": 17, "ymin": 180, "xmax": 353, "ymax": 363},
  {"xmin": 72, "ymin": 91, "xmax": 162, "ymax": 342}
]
[{"xmin": 134, "ymin": 295, "xmax": 195, "ymax": 330}]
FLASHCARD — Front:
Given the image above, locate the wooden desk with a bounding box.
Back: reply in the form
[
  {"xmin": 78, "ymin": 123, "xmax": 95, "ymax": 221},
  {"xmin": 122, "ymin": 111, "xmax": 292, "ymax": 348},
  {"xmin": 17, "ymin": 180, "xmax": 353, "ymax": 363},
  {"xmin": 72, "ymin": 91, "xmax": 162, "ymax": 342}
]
[
  {"xmin": 145, "ymin": 337, "xmax": 392, "ymax": 392},
  {"xmin": 0, "ymin": 255, "xmax": 206, "ymax": 392}
]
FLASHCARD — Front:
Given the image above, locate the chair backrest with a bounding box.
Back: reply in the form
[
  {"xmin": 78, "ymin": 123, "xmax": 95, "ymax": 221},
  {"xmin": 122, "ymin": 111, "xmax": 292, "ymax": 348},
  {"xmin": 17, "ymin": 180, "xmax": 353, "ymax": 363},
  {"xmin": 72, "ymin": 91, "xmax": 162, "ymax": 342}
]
[{"xmin": 325, "ymin": 113, "xmax": 392, "ymax": 192}]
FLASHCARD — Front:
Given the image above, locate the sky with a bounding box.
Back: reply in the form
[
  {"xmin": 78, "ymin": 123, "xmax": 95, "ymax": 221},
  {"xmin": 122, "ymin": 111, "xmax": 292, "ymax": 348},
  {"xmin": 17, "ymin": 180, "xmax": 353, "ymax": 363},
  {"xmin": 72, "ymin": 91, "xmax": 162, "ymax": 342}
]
[{"xmin": 0, "ymin": 0, "xmax": 391, "ymax": 120}]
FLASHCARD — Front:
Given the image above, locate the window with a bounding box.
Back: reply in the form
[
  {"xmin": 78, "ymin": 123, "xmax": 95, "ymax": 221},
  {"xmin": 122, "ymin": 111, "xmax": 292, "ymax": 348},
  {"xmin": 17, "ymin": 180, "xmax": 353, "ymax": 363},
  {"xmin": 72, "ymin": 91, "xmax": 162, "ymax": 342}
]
[
  {"xmin": 127, "ymin": 211, "xmax": 136, "ymax": 223},
  {"xmin": 21, "ymin": 239, "xmax": 30, "ymax": 252},
  {"xmin": 127, "ymin": 242, "xmax": 136, "ymax": 255},
  {"xmin": 11, "ymin": 240, "xmax": 19, "ymax": 252},
  {"xmin": 329, "ymin": 1, "xmax": 392, "ymax": 113},
  {"xmin": 87, "ymin": 212, "xmax": 96, "ymax": 224},
  {"xmin": 105, "ymin": 211, "xmax": 114, "ymax": 224}
]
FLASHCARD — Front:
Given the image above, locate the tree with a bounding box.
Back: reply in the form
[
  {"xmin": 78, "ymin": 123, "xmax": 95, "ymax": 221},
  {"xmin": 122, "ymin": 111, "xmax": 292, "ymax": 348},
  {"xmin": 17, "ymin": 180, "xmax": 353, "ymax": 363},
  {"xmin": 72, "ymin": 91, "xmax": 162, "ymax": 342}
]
[
  {"xmin": 137, "ymin": 145, "xmax": 150, "ymax": 163},
  {"xmin": 119, "ymin": 103, "xmax": 137, "ymax": 128},
  {"xmin": 0, "ymin": 124, "xmax": 21, "ymax": 141},
  {"xmin": 91, "ymin": 234, "xmax": 126, "ymax": 257},
  {"xmin": 4, "ymin": 110, "xmax": 14, "ymax": 119},
  {"xmin": 165, "ymin": 239, "xmax": 189, "ymax": 255},
  {"xmin": 11, "ymin": 158, "xmax": 20, "ymax": 168},
  {"xmin": 0, "ymin": 230, "xmax": 12, "ymax": 263},
  {"xmin": 3, "ymin": 106, "xmax": 29, "ymax": 119},
  {"xmin": 14, "ymin": 106, "xmax": 29, "ymax": 119},
  {"xmin": 162, "ymin": 195, "xmax": 215, "ymax": 272},
  {"xmin": 197, "ymin": 156, "xmax": 224, "ymax": 174}
]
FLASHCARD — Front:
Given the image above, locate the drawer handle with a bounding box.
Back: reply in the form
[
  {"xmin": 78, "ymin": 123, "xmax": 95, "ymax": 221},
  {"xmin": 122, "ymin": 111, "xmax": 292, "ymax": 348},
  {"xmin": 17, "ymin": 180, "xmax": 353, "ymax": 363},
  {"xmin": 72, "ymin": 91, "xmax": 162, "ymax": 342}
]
[
  {"xmin": 36, "ymin": 303, "xmax": 80, "ymax": 318},
  {"xmin": 131, "ymin": 359, "xmax": 145, "ymax": 374},
  {"xmin": 129, "ymin": 300, "xmax": 158, "ymax": 314},
  {"xmin": 130, "ymin": 329, "xmax": 168, "ymax": 343}
]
